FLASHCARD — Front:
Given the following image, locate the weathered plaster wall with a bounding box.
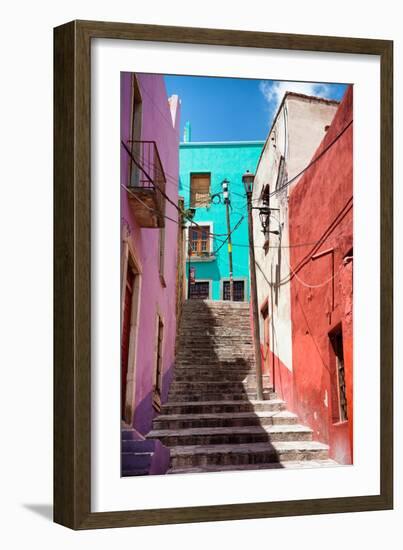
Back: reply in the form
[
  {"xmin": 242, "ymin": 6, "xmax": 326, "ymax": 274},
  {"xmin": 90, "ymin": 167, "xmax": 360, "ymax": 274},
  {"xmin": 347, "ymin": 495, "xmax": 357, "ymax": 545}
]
[
  {"xmin": 121, "ymin": 73, "xmax": 181, "ymax": 435},
  {"xmin": 179, "ymin": 141, "xmax": 264, "ymax": 300},
  {"xmin": 289, "ymin": 86, "xmax": 353, "ymax": 463},
  {"xmin": 252, "ymin": 94, "xmax": 339, "ymax": 380}
]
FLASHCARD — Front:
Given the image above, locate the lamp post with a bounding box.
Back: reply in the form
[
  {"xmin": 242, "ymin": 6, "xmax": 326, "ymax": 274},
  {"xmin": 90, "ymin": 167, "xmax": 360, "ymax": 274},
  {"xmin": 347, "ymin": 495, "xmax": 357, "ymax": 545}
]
[
  {"xmin": 242, "ymin": 170, "xmax": 264, "ymax": 401},
  {"xmin": 186, "ymin": 208, "xmax": 196, "ymax": 300},
  {"xmin": 221, "ymin": 178, "xmax": 234, "ymax": 301}
]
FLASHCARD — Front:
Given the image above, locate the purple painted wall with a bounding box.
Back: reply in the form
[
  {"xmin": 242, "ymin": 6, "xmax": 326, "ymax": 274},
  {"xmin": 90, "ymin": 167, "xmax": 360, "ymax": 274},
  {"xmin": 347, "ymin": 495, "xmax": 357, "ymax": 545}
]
[{"xmin": 121, "ymin": 73, "xmax": 181, "ymax": 436}]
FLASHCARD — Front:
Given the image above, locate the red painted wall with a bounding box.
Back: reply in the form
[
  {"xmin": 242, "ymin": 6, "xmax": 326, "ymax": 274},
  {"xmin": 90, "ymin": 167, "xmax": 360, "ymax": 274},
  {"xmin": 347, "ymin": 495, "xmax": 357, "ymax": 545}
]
[{"xmin": 288, "ymin": 86, "xmax": 353, "ymax": 464}]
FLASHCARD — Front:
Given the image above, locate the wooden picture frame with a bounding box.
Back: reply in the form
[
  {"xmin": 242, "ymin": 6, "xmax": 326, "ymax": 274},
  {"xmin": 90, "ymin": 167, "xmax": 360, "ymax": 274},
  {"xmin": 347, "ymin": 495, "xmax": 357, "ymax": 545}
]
[{"xmin": 54, "ymin": 20, "xmax": 393, "ymax": 529}]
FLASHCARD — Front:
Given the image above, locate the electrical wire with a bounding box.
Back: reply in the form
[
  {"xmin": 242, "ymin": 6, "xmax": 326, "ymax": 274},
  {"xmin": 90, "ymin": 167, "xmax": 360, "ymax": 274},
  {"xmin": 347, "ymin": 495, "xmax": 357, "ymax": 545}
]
[
  {"xmin": 122, "ymin": 183, "xmax": 351, "ymax": 255},
  {"xmin": 137, "ymin": 81, "xmax": 179, "ymax": 131},
  {"xmin": 214, "ymin": 216, "xmax": 245, "ymax": 255},
  {"xmin": 269, "ymin": 120, "xmax": 353, "ymax": 198},
  {"xmin": 269, "ymin": 197, "xmax": 353, "ymax": 288},
  {"xmin": 121, "ymin": 140, "xmax": 230, "ymax": 239},
  {"xmin": 283, "ymin": 254, "xmax": 339, "ymax": 289}
]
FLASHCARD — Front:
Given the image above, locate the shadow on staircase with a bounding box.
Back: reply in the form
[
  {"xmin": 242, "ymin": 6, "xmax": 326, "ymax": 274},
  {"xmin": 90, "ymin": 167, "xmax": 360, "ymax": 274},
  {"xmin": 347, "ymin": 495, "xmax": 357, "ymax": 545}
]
[{"xmin": 122, "ymin": 299, "xmax": 333, "ymax": 476}]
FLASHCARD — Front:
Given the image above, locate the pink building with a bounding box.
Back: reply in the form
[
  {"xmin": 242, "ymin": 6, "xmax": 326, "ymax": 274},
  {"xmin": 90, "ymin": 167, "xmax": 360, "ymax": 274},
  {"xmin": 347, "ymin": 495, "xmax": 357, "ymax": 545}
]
[{"xmin": 120, "ymin": 73, "xmax": 181, "ymax": 474}]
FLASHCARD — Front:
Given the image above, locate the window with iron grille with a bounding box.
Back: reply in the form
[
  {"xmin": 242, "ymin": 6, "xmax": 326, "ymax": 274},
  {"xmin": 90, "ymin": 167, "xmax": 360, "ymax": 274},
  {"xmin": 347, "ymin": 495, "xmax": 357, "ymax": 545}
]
[
  {"xmin": 190, "ymin": 174, "xmax": 211, "ymax": 207},
  {"xmin": 189, "ymin": 226, "xmax": 210, "ymax": 256},
  {"xmin": 329, "ymin": 328, "xmax": 348, "ymax": 423},
  {"xmin": 261, "ymin": 184, "xmax": 271, "ymax": 254},
  {"xmin": 275, "ymin": 156, "xmax": 286, "ymax": 191},
  {"xmin": 223, "ymin": 280, "xmax": 245, "ymax": 301},
  {"xmin": 189, "ymin": 281, "xmax": 210, "ymax": 300}
]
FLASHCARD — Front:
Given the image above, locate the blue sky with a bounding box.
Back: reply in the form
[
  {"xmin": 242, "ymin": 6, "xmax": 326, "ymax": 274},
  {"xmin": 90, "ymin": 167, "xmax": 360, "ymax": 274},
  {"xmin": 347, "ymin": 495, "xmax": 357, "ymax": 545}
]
[{"xmin": 164, "ymin": 75, "xmax": 348, "ymax": 143}]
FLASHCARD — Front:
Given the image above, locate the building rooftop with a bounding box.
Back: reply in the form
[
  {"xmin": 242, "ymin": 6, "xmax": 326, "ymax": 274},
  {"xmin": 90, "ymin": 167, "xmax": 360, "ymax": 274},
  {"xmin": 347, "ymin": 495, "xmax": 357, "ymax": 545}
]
[
  {"xmin": 180, "ymin": 140, "xmax": 265, "ymax": 147},
  {"xmin": 283, "ymin": 91, "xmax": 341, "ymax": 105}
]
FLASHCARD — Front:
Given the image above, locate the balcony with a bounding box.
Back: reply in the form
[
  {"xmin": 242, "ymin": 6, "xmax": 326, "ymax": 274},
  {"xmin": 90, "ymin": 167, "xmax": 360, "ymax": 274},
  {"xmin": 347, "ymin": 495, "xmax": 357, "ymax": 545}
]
[
  {"xmin": 122, "ymin": 140, "xmax": 166, "ymax": 228},
  {"xmin": 188, "ymin": 250, "xmax": 216, "ymax": 263}
]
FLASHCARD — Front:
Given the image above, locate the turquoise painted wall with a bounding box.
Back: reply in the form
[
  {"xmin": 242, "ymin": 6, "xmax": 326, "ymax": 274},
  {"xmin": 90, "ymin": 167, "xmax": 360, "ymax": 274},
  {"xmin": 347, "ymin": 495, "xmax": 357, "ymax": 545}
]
[{"xmin": 179, "ymin": 141, "xmax": 264, "ymax": 301}]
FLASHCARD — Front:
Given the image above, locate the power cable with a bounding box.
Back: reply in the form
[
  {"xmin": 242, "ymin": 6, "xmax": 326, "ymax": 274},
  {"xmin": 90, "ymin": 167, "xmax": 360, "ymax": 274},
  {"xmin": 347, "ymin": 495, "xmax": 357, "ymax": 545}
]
[
  {"xmin": 121, "ymin": 140, "xmax": 230, "ymax": 238},
  {"xmin": 269, "ymin": 120, "xmax": 353, "ymax": 198}
]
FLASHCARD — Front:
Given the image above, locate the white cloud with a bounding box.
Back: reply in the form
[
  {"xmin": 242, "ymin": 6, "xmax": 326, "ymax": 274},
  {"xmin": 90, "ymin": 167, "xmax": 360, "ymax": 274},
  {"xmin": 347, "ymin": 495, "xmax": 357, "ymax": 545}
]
[{"xmin": 259, "ymin": 80, "xmax": 332, "ymax": 120}]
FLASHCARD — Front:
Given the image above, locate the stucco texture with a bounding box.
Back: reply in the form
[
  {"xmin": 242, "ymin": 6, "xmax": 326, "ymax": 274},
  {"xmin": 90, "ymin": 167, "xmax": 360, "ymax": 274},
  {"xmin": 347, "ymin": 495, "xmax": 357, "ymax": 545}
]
[
  {"xmin": 289, "ymin": 86, "xmax": 353, "ymax": 463},
  {"xmin": 121, "ymin": 73, "xmax": 180, "ymax": 435}
]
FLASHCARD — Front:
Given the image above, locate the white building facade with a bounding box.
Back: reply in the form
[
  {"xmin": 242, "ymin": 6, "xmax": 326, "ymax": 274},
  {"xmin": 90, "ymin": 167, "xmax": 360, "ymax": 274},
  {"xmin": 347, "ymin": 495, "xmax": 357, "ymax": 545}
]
[{"xmin": 251, "ymin": 93, "xmax": 339, "ymax": 397}]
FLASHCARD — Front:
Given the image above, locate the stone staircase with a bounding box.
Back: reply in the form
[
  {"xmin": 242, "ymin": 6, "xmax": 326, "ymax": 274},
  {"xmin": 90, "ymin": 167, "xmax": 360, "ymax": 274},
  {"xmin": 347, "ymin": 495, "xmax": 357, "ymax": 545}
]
[
  {"xmin": 147, "ymin": 300, "xmax": 336, "ymax": 474},
  {"xmin": 121, "ymin": 426, "xmax": 170, "ymax": 476}
]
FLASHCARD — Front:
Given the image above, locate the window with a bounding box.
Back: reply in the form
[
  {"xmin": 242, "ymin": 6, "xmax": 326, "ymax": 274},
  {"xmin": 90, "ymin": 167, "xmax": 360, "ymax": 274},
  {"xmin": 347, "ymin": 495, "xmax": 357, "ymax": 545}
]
[
  {"xmin": 189, "ymin": 281, "xmax": 210, "ymax": 300},
  {"xmin": 129, "ymin": 75, "xmax": 142, "ymax": 187},
  {"xmin": 223, "ymin": 280, "xmax": 245, "ymax": 301},
  {"xmin": 261, "ymin": 184, "xmax": 270, "ymax": 205},
  {"xmin": 189, "ymin": 225, "xmax": 210, "ymax": 256},
  {"xmin": 190, "ymin": 174, "xmax": 211, "ymax": 207},
  {"xmin": 275, "ymin": 156, "xmax": 286, "ymax": 191},
  {"xmin": 329, "ymin": 328, "xmax": 348, "ymax": 423}
]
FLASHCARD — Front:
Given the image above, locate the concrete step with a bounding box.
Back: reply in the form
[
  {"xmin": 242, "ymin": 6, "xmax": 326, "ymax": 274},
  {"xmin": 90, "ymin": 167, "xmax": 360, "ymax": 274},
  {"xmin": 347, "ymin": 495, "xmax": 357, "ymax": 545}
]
[
  {"xmin": 173, "ymin": 365, "xmax": 257, "ymax": 373},
  {"xmin": 167, "ymin": 390, "xmax": 276, "ymax": 401},
  {"xmin": 177, "ymin": 348, "xmax": 254, "ymax": 357},
  {"xmin": 179, "ymin": 322, "xmax": 251, "ymax": 329},
  {"xmin": 168, "ymin": 381, "xmax": 273, "ymax": 393},
  {"xmin": 168, "ymin": 459, "xmax": 338, "ymax": 474},
  {"xmin": 178, "ymin": 332, "xmax": 252, "ymax": 339},
  {"xmin": 169, "ymin": 440, "xmax": 330, "ymax": 469},
  {"xmin": 173, "ymin": 371, "xmax": 269, "ymax": 383},
  {"xmin": 176, "ymin": 350, "xmax": 255, "ymax": 357},
  {"xmin": 120, "ymin": 439, "xmax": 156, "ymax": 452},
  {"xmin": 121, "ymin": 451, "xmax": 153, "ymax": 473},
  {"xmin": 178, "ymin": 333, "xmax": 252, "ymax": 338},
  {"xmin": 160, "ymin": 399, "xmax": 286, "ymax": 415},
  {"xmin": 147, "ymin": 424, "xmax": 312, "ymax": 447},
  {"xmin": 121, "ymin": 427, "xmax": 146, "ymax": 441},
  {"xmin": 178, "ymin": 334, "xmax": 253, "ymax": 338},
  {"xmin": 178, "ymin": 330, "xmax": 252, "ymax": 334},
  {"xmin": 152, "ymin": 410, "xmax": 298, "ymax": 430},
  {"xmin": 176, "ymin": 360, "xmax": 255, "ymax": 368}
]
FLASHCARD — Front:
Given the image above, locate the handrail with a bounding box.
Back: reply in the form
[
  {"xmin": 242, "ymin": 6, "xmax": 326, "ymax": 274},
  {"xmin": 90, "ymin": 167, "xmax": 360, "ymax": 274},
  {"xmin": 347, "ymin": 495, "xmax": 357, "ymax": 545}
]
[{"xmin": 122, "ymin": 140, "xmax": 167, "ymax": 216}]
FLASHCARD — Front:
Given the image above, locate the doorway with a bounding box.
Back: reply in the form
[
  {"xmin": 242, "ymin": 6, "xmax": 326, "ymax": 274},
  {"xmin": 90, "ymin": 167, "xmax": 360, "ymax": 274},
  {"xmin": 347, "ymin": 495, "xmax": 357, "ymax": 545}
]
[
  {"xmin": 152, "ymin": 315, "xmax": 164, "ymax": 412},
  {"xmin": 121, "ymin": 237, "xmax": 142, "ymax": 424},
  {"xmin": 122, "ymin": 265, "xmax": 135, "ymax": 419},
  {"xmin": 261, "ymin": 300, "xmax": 271, "ymax": 381}
]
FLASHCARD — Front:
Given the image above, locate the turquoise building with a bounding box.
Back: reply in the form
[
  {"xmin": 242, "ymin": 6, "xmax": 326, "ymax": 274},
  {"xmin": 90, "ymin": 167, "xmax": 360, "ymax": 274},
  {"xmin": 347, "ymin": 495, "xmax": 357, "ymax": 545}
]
[{"xmin": 179, "ymin": 134, "xmax": 264, "ymax": 301}]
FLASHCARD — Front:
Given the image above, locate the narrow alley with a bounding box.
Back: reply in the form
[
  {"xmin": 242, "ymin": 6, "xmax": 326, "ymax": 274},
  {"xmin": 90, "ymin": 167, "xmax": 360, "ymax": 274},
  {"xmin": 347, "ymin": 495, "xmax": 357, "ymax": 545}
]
[
  {"xmin": 123, "ymin": 300, "xmax": 336, "ymax": 475},
  {"xmin": 120, "ymin": 72, "xmax": 353, "ymax": 477}
]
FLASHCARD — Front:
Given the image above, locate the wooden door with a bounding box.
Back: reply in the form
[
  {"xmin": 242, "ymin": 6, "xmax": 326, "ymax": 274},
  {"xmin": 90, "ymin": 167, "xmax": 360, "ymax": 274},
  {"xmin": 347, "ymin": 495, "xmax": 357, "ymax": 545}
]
[
  {"xmin": 261, "ymin": 302, "xmax": 270, "ymax": 376},
  {"xmin": 153, "ymin": 316, "xmax": 164, "ymax": 411},
  {"xmin": 121, "ymin": 267, "xmax": 134, "ymax": 419}
]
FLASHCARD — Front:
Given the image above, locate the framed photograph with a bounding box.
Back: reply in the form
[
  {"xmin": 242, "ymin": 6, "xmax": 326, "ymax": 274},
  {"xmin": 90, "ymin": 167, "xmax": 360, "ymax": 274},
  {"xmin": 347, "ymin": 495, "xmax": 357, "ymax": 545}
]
[{"xmin": 54, "ymin": 20, "xmax": 393, "ymax": 529}]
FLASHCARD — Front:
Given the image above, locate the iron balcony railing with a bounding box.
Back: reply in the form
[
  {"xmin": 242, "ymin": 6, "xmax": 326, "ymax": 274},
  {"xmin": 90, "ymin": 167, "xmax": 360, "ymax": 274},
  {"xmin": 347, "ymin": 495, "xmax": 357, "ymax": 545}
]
[{"xmin": 123, "ymin": 139, "xmax": 167, "ymax": 220}]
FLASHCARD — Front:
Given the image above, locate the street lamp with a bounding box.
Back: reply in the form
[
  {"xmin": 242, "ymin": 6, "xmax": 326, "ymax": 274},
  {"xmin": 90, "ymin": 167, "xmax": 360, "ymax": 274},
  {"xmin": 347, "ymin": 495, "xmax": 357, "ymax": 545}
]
[
  {"xmin": 186, "ymin": 208, "xmax": 196, "ymax": 300},
  {"xmin": 242, "ymin": 170, "xmax": 264, "ymax": 401},
  {"xmin": 221, "ymin": 178, "xmax": 234, "ymax": 301}
]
